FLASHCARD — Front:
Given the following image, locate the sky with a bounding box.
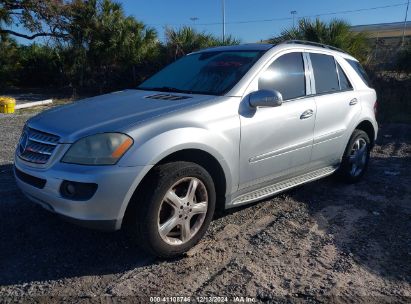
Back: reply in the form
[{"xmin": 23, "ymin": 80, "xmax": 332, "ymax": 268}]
[
  {"xmin": 7, "ymin": 0, "xmax": 410, "ymax": 44},
  {"xmin": 120, "ymin": 0, "xmax": 410, "ymax": 42}
]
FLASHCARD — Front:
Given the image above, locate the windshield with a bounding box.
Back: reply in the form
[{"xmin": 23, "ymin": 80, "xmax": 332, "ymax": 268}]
[{"xmin": 138, "ymin": 50, "xmax": 265, "ymax": 95}]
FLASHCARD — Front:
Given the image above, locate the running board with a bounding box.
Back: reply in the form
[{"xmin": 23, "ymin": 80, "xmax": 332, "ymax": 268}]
[{"xmin": 232, "ymin": 166, "xmax": 337, "ymax": 206}]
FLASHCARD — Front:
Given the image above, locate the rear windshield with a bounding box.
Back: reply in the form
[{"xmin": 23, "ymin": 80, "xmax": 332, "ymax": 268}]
[{"xmin": 346, "ymin": 59, "xmax": 371, "ymax": 87}]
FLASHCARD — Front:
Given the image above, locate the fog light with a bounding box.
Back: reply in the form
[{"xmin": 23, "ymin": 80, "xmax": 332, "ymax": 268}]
[
  {"xmin": 60, "ymin": 180, "xmax": 98, "ymax": 201},
  {"xmin": 65, "ymin": 183, "xmax": 76, "ymax": 196}
]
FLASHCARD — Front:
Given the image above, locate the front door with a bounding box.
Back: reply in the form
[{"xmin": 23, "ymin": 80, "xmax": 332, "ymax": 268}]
[{"xmin": 239, "ymin": 51, "xmax": 316, "ymax": 190}]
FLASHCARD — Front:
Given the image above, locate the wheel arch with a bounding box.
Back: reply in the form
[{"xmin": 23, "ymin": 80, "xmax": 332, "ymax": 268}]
[
  {"xmin": 355, "ymin": 120, "xmax": 376, "ymax": 147},
  {"xmin": 122, "ymin": 148, "xmax": 228, "ymax": 228},
  {"xmin": 158, "ymin": 149, "xmax": 227, "ymax": 202}
]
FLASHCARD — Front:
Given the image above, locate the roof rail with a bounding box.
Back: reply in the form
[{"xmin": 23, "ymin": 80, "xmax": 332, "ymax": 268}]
[{"xmin": 281, "ymin": 40, "xmax": 348, "ymax": 54}]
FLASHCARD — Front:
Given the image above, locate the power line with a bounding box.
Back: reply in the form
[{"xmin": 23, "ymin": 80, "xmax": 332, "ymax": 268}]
[{"xmin": 147, "ymin": 2, "xmax": 408, "ymax": 27}]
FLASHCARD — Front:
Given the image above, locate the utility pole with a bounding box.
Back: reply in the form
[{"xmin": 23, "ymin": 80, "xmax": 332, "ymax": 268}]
[
  {"xmin": 222, "ymin": 0, "xmax": 226, "ymax": 42},
  {"xmin": 291, "ymin": 11, "xmax": 297, "ymax": 28},
  {"xmin": 402, "ymin": 0, "xmax": 410, "ymax": 46},
  {"xmin": 190, "ymin": 17, "xmax": 199, "ymax": 27}
]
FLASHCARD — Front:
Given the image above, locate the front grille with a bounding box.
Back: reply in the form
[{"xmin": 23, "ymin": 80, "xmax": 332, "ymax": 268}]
[
  {"xmin": 18, "ymin": 127, "xmax": 60, "ymax": 164},
  {"xmin": 15, "ymin": 167, "xmax": 46, "ymax": 189}
]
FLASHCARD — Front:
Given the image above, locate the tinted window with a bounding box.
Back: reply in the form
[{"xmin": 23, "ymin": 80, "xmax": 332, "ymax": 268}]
[
  {"xmin": 346, "ymin": 59, "xmax": 371, "ymax": 87},
  {"xmin": 336, "ymin": 62, "xmax": 352, "ymax": 90},
  {"xmin": 258, "ymin": 52, "xmax": 306, "ymax": 100},
  {"xmin": 138, "ymin": 51, "xmax": 264, "ymax": 95},
  {"xmin": 310, "ymin": 53, "xmax": 339, "ymax": 94}
]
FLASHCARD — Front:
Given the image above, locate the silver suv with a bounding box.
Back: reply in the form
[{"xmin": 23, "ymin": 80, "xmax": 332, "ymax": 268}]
[{"xmin": 14, "ymin": 41, "xmax": 378, "ymax": 257}]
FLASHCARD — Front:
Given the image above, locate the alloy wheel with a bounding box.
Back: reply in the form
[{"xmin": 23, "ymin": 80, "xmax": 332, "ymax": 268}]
[
  {"xmin": 348, "ymin": 137, "xmax": 368, "ymax": 177},
  {"xmin": 157, "ymin": 177, "xmax": 208, "ymax": 245}
]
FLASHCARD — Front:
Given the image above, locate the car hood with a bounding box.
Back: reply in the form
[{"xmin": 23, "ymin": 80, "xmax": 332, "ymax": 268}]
[{"xmin": 27, "ymin": 90, "xmax": 214, "ymax": 143}]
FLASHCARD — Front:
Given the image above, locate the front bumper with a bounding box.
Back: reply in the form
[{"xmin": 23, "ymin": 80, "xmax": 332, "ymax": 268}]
[{"xmin": 14, "ymin": 154, "xmax": 151, "ymax": 231}]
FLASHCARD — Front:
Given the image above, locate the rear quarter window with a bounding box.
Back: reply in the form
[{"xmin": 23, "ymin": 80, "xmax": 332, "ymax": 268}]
[
  {"xmin": 336, "ymin": 62, "xmax": 352, "ymax": 91},
  {"xmin": 346, "ymin": 59, "xmax": 371, "ymax": 87}
]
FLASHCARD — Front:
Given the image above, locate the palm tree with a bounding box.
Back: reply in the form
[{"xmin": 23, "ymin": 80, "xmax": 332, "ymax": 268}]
[
  {"xmin": 269, "ymin": 18, "xmax": 370, "ymax": 62},
  {"xmin": 120, "ymin": 16, "xmax": 158, "ymax": 83},
  {"xmin": 65, "ymin": 0, "xmax": 159, "ymax": 91},
  {"xmin": 165, "ymin": 26, "xmax": 240, "ymax": 60}
]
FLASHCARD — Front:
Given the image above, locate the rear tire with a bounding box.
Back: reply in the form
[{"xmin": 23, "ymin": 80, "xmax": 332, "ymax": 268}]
[
  {"xmin": 338, "ymin": 129, "xmax": 371, "ymax": 183},
  {"xmin": 126, "ymin": 161, "xmax": 216, "ymax": 258}
]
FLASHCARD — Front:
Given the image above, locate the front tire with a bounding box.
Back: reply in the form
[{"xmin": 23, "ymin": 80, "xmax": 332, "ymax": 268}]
[
  {"xmin": 127, "ymin": 161, "xmax": 216, "ymax": 258},
  {"xmin": 338, "ymin": 129, "xmax": 371, "ymax": 183}
]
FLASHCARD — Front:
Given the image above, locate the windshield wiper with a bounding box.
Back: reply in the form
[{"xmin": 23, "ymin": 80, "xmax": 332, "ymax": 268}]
[{"xmin": 138, "ymin": 86, "xmax": 191, "ymax": 94}]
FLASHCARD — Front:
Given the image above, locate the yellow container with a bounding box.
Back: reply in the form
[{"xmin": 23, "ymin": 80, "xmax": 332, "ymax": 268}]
[{"xmin": 0, "ymin": 96, "xmax": 16, "ymax": 114}]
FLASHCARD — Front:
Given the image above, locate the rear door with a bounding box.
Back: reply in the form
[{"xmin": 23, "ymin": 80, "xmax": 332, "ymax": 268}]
[
  {"xmin": 308, "ymin": 52, "xmax": 361, "ymax": 167},
  {"xmin": 239, "ymin": 51, "xmax": 316, "ymax": 190}
]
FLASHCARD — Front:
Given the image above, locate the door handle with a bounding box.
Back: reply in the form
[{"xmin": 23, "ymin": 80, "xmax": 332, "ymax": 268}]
[
  {"xmin": 349, "ymin": 98, "xmax": 358, "ymax": 106},
  {"xmin": 300, "ymin": 109, "xmax": 314, "ymax": 119}
]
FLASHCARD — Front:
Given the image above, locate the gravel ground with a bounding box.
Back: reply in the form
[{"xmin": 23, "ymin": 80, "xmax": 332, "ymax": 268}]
[{"xmin": 0, "ymin": 111, "xmax": 410, "ymax": 303}]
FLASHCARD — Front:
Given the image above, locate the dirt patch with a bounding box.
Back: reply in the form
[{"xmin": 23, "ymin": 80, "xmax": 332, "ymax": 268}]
[{"xmin": 0, "ymin": 113, "xmax": 410, "ymax": 303}]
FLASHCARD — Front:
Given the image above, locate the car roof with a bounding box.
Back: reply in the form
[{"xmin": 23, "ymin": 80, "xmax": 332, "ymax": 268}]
[{"xmin": 194, "ymin": 41, "xmax": 357, "ymax": 61}]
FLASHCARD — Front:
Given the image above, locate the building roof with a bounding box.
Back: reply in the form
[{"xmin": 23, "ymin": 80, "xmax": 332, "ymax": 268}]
[{"xmin": 351, "ymin": 21, "xmax": 411, "ymax": 38}]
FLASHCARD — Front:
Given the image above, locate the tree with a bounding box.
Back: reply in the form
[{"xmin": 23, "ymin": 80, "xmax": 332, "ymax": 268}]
[
  {"xmin": 396, "ymin": 44, "xmax": 411, "ymax": 74},
  {"xmin": 18, "ymin": 43, "xmax": 63, "ymax": 87},
  {"xmin": 164, "ymin": 26, "xmax": 240, "ymax": 60},
  {"xmin": 0, "ymin": 35, "xmax": 21, "ymax": 87},
  {"xmin": 0, "ymin": 1, "xmax": 241, "ymax": 92},
  {"xmin": 0, "ymin": 0, "xmax": 69, "ymax": 40},
  {"xmin": 62, "ymin": 0, "xmax": 158, "ymax": 92},
  {"xmin": 269, "ymin": 18, "xmax": 370, "ymax": 62}
]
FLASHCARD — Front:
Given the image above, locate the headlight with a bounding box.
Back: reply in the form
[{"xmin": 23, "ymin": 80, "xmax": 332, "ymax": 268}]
[{"xmin": 62, "ymin": 133, "xmax": 133, "ymax": 165}]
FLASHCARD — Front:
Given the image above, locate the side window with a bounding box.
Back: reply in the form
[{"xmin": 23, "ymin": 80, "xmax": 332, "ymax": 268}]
[
  {"xmin": 258, "ymin": 52, "xmax": 306, "ymax": 100},
  {"xmin": 310, "ymin": 53, "xmax": 339, "ymax": 94},
  {"xmin": 336, "ymin": 62, "xmax": 352, "ymax": 90}
]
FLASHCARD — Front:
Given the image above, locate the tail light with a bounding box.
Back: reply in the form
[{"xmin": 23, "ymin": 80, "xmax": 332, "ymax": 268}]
[{"xmin": 374, "ymin": 100, "xmax": 378, "ymax": 117}]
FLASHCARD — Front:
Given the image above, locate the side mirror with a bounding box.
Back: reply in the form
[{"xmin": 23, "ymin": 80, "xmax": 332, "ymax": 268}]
[{"xmin": 249, "ymin": 89, "xmax": 283, "ymax": 108}]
